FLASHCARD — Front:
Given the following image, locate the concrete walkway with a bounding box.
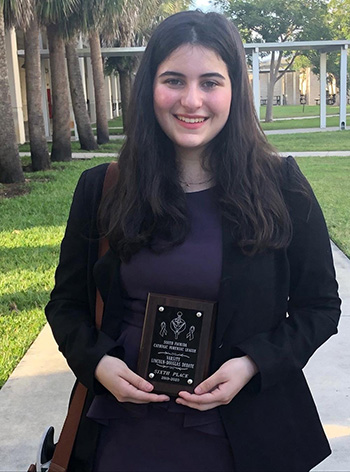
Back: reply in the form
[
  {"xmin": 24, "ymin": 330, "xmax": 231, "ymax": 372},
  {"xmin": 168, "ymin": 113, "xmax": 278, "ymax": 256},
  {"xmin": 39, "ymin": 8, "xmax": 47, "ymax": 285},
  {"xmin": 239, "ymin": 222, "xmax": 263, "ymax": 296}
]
[
  {"xmin": 265, "ymin": 126, "xmax": 341, "ymax": 134},
  {"xmin": 0, "ymin": 243, "xmax": 349, "ymax": 471},
  {"xmin": 261, "ymin": 114, "xmax": 350, "ymax": 122}
]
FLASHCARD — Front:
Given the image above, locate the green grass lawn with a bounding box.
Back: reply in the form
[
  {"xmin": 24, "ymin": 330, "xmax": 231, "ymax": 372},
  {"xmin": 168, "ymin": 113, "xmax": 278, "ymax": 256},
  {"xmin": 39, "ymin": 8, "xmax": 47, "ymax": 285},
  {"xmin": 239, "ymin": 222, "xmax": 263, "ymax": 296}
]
[
  {"xmin": 19, "ymin": 140, "xmax": 123, "ymax": 154},
  {"xmin": 91, "ymin": 116, "xmax": 124, "ymax": 135},
  {"xmin": 0, "ymin": 158, "xmax": 112, "ymax": 388},
  {"xmin": 93, "ymin": 129, "xmax": 124, "ymax": 136},
  {"xmin": 102, "ymin": 116, "xmax": 124, "ymax": 128},
  {"xmin": 261, "ymin": 115, "xmax": 345, "ymax": 131},
  {"xmin": 260, "ymin": 104, "xmax": 350, "ymax": 120},
  {"xmin": 296, "ymin": 156, "xmax": 350, "ymax": 257},
  {"xmin": 267, "ymin": 130, "xmax": 350, "ymax": 152}
]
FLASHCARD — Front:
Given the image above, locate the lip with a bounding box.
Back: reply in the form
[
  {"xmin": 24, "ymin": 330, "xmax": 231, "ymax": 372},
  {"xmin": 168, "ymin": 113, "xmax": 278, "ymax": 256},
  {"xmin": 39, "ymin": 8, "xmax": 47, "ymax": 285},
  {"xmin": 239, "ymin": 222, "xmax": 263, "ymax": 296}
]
[{"xmin": 174, "ymin": 114, "xmax": 209, "ymax": 129}]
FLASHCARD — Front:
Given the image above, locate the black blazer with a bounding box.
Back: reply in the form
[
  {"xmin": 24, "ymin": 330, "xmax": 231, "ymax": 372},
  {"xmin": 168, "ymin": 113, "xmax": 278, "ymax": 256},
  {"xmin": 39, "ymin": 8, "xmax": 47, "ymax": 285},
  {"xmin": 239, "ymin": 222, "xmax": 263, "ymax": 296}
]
[{"xmin": 46, "ymin": 157, "xmax": 341, "ymax": 472}]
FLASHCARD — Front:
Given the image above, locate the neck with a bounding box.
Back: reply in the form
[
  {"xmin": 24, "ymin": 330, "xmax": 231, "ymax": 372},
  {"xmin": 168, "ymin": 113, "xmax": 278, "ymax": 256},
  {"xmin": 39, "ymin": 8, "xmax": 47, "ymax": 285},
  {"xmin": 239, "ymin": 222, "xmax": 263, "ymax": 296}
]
[{"xmin": 176, "ymin": 149, "xmax": 214, "ymax": 192}]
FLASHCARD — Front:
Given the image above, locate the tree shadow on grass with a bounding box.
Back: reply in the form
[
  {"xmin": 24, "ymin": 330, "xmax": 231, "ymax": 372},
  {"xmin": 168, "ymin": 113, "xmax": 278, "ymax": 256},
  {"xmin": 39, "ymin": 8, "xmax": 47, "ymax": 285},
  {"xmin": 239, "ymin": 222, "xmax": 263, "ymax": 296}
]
[
  {"xmin": 0, "ymin": 289, "xmax": 51, "ymax": 315},
  {"xmin": 0, "ymin": 245, "xmax": 60, "ymax": 273}
]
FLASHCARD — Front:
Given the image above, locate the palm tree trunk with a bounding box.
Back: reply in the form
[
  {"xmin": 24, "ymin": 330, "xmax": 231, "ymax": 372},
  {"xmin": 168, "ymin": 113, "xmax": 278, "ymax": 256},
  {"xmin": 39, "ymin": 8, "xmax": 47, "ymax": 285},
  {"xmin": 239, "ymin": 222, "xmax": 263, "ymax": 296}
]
[
  {"xmin": 119, "ymin": 69, "xmax": 131, "ymax": 131},
  {"xmin": 24, "ymin": 15, "xmax": 50, "ymax": 171},
  {"xmin": 47, "ymin": 24, "xmax": 72, "ymax": 162},
  {"xmin": 66, "ymin": 39, "xmax": 98, "ymax": 151},
  {"xmin": 0, "ymin": 10, "xmax": 24, "ymax": 183},
  {"xmin": 89, "ymin": 30, "xmax": 109, "ymax": 144}
]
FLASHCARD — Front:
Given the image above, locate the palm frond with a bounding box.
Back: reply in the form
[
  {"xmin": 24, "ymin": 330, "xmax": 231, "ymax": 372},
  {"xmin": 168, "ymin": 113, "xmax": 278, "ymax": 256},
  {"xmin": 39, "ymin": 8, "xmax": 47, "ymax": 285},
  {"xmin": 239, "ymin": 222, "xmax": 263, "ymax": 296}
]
[
  {"xmin": 161, "ymin": 0, "xmax": 193, "ymax": 16},
  {"xmin": 36, "ymin": 0, "xmax": 80, "ymax": 25},
  {"xmin": 2, "ymin": 0, "xmax": 33, "ymax": 29},
  {"xmin": 103, "ymin": 0, "xmax": 160, "ymax": 44}
]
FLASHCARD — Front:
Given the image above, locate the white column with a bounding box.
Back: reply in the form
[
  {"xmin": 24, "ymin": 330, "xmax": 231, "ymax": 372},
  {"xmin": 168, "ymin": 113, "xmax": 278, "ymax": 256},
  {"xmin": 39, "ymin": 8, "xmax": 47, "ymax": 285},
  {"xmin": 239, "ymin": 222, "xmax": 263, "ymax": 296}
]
[
  {"xmin": 39, "ymin": 32, "xmax": 50, "ymax": 137},
  {"xmin": 5, "ymin": 28, "xmax": 25, "ymax": 143},
  {"xmin": 86, "ymin": 57, "xmax": 96, "ymax": 123},
  {"xmin": 292, "ymin": 71, "xmax": 297, "ymax": 105},
  {"xmin": 78, "ymin": 35, "xmax": 87, "ymax": 101},
  {"xmin": 111, "ymin": 74, "xmax": 118, "ymax": 117},
  {"xmin": 105, "ymin": 75, "xmax": 113, "ymax": 120},
  {"xmin": 320, "ymin": 52, "xmax": 327, "ymax": 129},
  {"xmin": 66, "ymin": 62, "xmax": 78, "ymax": 140},
  {"xmin": 339, "ymin": 45, "xmax": 348, "ymax": 130},
  {"xmin": 40, "ymin": 59, "xmax": 51, "ymax": 137},
  {"xmin": 70, "ymin": 100, "xmax": 78, "ymax": 141},
  {"xmin": 252, "ymin": 48, "xmax": 260, "ymax": 121},
  {"xmin": 116, "ymin": 74, "xmax": 121, "ymax": 117},
  {"xmin": 39, "ymin": 30, "xmax": 43, "ymax": 49}
]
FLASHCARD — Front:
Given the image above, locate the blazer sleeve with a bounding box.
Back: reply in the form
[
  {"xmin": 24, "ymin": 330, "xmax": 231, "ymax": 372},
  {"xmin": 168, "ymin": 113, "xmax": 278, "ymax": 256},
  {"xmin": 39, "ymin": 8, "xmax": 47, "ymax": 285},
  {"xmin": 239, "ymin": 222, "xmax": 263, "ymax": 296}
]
[
  {"xmin": 45, "ymin": 164, "xmax": 120, "ymax": 394},
  {"xmin": 237, "ymin": 156, "xmax": 341, "ymax": 392}
]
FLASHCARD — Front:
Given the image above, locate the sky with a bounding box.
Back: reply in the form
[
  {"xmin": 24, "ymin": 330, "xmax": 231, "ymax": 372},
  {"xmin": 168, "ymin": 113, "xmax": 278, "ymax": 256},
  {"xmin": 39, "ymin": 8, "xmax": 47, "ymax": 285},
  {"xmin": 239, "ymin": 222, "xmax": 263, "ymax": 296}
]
[{"xmin": 192, "ymin": 0, "xmax": 218, "ymax": 12}]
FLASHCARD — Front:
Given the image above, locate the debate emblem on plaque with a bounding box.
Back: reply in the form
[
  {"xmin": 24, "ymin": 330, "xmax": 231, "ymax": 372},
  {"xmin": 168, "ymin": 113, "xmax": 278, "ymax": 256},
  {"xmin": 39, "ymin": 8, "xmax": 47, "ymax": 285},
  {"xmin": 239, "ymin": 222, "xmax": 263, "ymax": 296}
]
[
  {"xmin": 170, "ymin": 311, "xmax": 187, "ymax": 339},
  {"xmin": 137, "ymin": 293, "xmax": 217, "ymax": 396}
]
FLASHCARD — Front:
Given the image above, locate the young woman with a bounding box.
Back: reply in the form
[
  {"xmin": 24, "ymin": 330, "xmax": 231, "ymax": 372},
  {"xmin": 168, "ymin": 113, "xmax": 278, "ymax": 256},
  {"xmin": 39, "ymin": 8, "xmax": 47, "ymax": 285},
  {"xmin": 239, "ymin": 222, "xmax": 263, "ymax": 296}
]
[{"xmin": 46, "ymin": 10, "xmax": 341, "ymax": 472}]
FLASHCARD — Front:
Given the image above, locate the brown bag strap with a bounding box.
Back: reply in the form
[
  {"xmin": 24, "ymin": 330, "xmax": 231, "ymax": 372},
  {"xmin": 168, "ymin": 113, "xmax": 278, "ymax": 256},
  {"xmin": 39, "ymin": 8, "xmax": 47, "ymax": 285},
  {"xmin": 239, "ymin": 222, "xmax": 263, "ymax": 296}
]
[
  {"xmin": 47, "ymin": 383, "xmax": 87, "ymax": 472},
  {"xmin": 95, "ymin": 161, "xmax": 119, "ymax": 329},
  {"xmin": 48, "ymin": 161, "xmax": 119, "ymax": 472}
]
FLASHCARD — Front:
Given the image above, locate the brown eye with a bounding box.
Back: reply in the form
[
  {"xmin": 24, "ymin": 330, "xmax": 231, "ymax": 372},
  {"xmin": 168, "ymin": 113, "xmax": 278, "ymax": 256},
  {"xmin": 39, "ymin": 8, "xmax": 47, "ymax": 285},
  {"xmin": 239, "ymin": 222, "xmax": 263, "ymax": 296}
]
[
  {"xmin": 202, "ymin": 81, "xmax": 218, "ymax": 89},
  {"xmin": 165, "ymin": 79, "xmax": 183, "ymax": 86}
]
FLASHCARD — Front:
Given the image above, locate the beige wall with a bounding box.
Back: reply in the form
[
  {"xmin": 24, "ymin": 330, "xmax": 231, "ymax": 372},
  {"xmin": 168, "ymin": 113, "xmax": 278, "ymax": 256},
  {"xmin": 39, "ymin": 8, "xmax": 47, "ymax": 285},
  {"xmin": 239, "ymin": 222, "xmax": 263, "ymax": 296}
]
[{"xmin": 255, "ymin": 70, "xmax": 299, "ymax": 105}]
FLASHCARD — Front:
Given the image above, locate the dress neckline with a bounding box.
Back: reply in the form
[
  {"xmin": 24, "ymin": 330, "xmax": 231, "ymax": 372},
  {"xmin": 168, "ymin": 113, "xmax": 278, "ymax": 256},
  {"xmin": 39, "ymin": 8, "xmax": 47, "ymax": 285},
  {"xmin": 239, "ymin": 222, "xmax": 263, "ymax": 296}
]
[{"xmin": 185, "ymin": 186, "xmax": 215, "ymax": 195}]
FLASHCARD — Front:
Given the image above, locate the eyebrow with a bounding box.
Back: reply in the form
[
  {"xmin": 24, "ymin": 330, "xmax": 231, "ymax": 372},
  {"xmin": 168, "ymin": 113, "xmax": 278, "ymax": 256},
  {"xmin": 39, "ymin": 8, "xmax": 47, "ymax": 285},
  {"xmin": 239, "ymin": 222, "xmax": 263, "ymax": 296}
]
[{"xmin": 158, "ymin": 71, "xmax": 226, "ymax": 80}]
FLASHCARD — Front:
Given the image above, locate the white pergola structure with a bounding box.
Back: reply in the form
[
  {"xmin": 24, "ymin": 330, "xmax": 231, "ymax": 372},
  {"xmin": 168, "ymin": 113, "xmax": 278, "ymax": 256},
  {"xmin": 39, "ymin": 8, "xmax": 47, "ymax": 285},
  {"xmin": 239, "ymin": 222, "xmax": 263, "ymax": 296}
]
[
  {"xmin": 246, "ymin": 40, "xmax": 349, "ymax": 126},
  {"xmin": 15, "ymin": 39, "xmax": 350, "ymax": 139}
]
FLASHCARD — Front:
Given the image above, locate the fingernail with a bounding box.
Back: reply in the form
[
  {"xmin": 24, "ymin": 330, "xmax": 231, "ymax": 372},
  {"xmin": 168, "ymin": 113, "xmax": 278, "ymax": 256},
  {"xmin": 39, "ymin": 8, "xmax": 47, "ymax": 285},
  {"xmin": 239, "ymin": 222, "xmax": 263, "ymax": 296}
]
[{"xmin": 195, "ymin": 386, "xmax": 202, "ymax": 394}]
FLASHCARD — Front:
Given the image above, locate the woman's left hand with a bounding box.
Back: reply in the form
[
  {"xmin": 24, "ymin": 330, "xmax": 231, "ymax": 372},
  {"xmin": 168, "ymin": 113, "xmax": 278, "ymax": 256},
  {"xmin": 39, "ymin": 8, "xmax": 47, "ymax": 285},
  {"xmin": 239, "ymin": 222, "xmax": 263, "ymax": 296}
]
[{"xmin": 176, "ymin": 356, "xmax": 258, "ymax": 411}]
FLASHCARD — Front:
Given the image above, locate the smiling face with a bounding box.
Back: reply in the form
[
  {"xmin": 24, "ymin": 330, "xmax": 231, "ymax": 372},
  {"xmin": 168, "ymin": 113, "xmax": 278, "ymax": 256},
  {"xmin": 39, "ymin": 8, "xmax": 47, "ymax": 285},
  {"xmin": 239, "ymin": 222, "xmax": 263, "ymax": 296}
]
[{"xmin": 153, "ymin": 44, "xmax": 232, "ymax": 160}]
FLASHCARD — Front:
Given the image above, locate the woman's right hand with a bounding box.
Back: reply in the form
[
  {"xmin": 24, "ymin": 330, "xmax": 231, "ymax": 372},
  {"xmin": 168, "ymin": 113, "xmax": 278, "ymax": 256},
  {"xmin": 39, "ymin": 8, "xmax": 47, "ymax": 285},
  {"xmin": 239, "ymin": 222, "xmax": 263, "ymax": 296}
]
[{"xmin": 95, "ymin": 355, "xmax": 170, "ymax": 404}]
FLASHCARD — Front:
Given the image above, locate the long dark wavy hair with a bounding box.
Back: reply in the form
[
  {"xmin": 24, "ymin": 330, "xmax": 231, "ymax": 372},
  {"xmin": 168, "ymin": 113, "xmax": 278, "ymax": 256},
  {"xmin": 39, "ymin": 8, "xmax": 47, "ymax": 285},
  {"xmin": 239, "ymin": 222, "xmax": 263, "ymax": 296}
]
[{"xmin": 99, "ymin": 10, "xmax": 294, "ymax": 262}]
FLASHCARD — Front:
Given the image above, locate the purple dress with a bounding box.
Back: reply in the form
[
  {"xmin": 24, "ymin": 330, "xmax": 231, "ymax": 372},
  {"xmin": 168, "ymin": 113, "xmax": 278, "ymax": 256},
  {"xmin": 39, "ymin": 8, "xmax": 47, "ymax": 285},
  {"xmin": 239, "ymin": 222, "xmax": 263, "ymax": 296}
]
[{"xmin": 87, "ymin": 188, "xmax": 235, "ymax": 471}]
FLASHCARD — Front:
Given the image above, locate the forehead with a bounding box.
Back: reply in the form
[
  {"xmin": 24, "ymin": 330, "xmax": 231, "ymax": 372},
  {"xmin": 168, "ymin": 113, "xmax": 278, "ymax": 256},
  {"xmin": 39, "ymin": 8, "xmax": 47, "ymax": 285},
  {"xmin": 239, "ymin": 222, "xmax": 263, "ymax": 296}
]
[{"xmin": 156, "ymin": 44, "xmax": 228, "ymax": 75}]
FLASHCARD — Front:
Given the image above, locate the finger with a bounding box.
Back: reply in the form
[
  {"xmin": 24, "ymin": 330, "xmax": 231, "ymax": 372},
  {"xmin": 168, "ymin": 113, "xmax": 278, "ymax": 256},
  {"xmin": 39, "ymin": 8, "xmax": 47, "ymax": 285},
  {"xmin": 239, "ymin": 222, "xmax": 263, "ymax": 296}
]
[
  {"xmin": 194, "ymin": 372, "xmax": 224, "ymax": 395},
  {"xmin": 120, "ymin": 368, "xmax": 155, "ymax": 393},
  {"xmin": 178, "ymin": 382, "xmax": 234, "ymax": 406},
  {"xmin": 125, "ymin": 391, "xmax": 170, "ymax": 404},
  {"xmin": 177, "ymin": 390, "xmax": 218, "ymax": 404},
  {"xmin": 117, "ymin": 379, "xmax": 170, "ymax": 403},
  {"xmin": 175, "ymin": 396, "xmax": 220, "ymax": 411}
]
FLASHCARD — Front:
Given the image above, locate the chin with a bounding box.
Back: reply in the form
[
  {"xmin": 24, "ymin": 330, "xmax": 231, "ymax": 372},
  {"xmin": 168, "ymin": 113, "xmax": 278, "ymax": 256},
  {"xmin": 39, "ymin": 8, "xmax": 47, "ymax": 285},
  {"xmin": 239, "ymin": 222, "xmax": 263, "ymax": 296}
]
[{"xmin": 176, "ymin": 139, "xmax": 206, "ymax": 150}]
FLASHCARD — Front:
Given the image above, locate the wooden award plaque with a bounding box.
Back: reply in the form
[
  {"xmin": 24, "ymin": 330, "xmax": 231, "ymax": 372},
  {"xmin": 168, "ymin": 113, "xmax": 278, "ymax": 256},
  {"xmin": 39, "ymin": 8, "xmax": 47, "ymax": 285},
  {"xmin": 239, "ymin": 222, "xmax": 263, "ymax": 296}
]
[{"xmin": 137, "ymin": 293, "xmax": 217, "ymax": 396}]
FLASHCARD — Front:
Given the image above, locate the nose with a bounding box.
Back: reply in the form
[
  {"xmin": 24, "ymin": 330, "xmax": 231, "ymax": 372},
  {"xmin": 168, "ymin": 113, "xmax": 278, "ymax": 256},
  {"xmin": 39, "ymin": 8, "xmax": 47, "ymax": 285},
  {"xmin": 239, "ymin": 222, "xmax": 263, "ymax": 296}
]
[{"xmin": 180, "ymin": 84, "xmax": 203, "ymax": 110}]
